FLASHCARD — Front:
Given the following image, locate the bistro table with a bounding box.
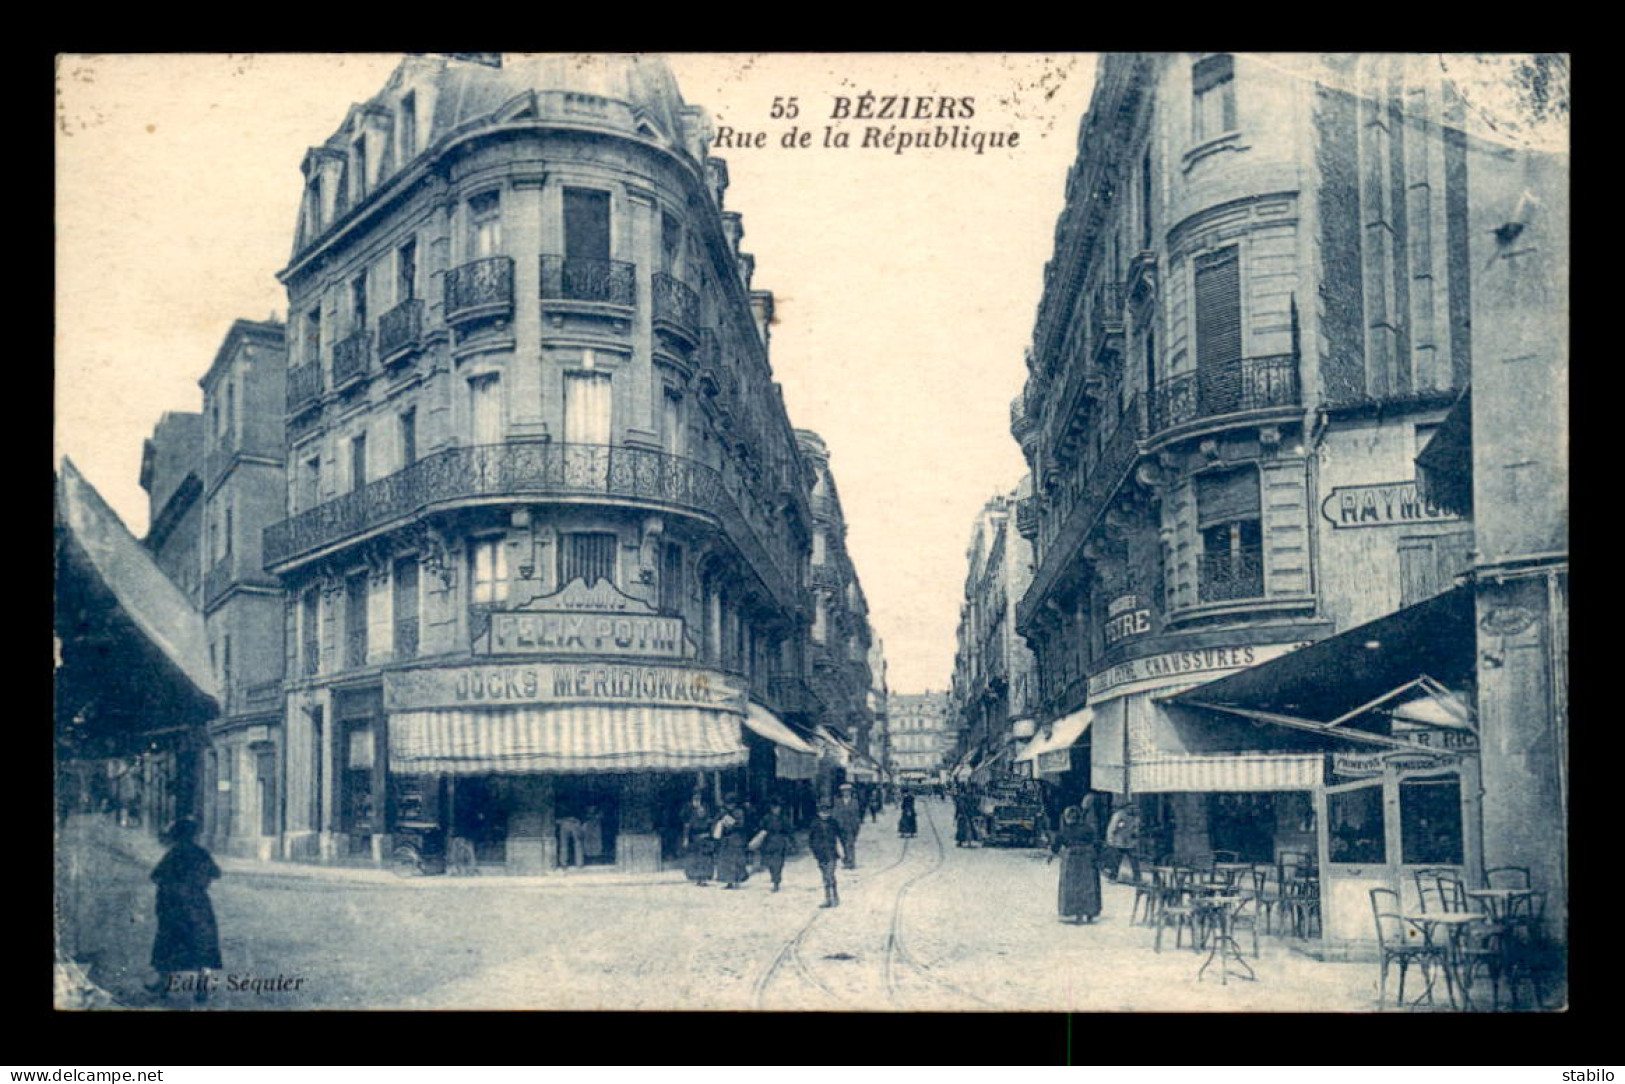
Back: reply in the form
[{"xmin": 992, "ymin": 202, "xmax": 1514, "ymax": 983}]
[
  {"xmin": 1212, "ymin": 862, "xmax": 1255, "ymax": 889},
  {"xmin": 1195, "ymin": 894, "xmax": 1255, "ymax": 985},
  {"xmin": 1401, "ymin": 911, "xmax": 1486, "ymax": 1009},
  {"xmin": 1465, "ymin": 887, "xmax": 1537, "ymax": 925}
]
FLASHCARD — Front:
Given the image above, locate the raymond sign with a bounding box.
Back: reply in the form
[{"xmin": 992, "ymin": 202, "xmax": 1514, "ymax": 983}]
[
  {"xmin": 1321, "ymin": 481, "xmax": 1463, "ymax": 528},
  {"xmin": 386, "ymin": 662, "xmax": 746, "ymax": 713}
]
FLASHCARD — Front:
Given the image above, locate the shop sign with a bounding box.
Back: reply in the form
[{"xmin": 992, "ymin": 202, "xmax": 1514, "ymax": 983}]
[
  {"xmin": 1037, "ymin": 748, "xmax": 1072, "ymax": 774},
  {"xmin": 1390, "ymin": 723, "xmax": 1479, "ymax": 753},
  {"xmin": 1320, "ymin": 481, "xmax": 1463, "ymax": 529},
  {"xmin": 385, "ymin": 662, "xmax": 746, "ymax": 713},
  {"xmin": 1332, "ymin": 749, "xmax": 1459, "ymax": 778},
  {"xmin": 1103, "ymin": 593, "xmax": 1153, "ymax": 647},
  {"xmin": 1088, "ymin": 641, "xmax": 1312, "ymax": 700},
  {"xmin": 477, "ymin": 578, "xmax": 694, "ymax": 659}
]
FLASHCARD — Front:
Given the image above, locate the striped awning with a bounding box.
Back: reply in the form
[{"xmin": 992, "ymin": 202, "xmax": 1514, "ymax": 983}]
[
  {"xmin": 744, "ymin": 702, "xmax": 818, "ymax": 753},
  {"xmin": 1130, "ymin": 753, "xmax": 1323, "ymax": 793},
  {"xmin": 389, "ymin": 706, "xmax": 747, "ymax": 774}
]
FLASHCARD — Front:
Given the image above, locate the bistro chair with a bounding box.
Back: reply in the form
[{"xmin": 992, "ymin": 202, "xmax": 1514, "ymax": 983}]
[
  {"xmin": 1283, "ymin": 871, "xmax": 1322, "ymax": 938},
  {"xmin": 1249, "ymin": 864, "xmax": 1287, "ymax": 935},
  {"xmin": 1496, "ymin": 890, "xmax": 1552, "ymax": 1010},
  {"xmin": 1484, "ymin": 865, "xmax": 1532, "ymax": 891},
  {"xmin": 1435, "ymin": 874, "xmax": 1472, "ymax": 914},
  {"xmin": 1370, "ymin": 887, "xmax": 1448, "ymax": 1009},
  {"xmin": 1413, "ymin": 868, "xmax": 1459, "ymax": 913},
  {"xmin": 1152, "ymin": 866, "xmax": 1201, "ymax": 953},
  {"xmin": 1129, "ymin": 862, "xmax": 1160, "ymax": 927},
  {"xmin": 1227, "ymin": 884, "xmax": 1263, "ymax": 958}
]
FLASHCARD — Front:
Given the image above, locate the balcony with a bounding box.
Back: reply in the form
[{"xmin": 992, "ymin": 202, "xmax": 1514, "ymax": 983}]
[
  {"xmin": 344, "ymin": 628, "xmax": 368, "ymax": 670},
  {"xmin": 1089, "ymin": 281, "xmax": 1125, "ymax": 363},
  {"xmin": 444, "ymin": 255, "xmax": 514, "ymax": 326},
  {"xmin": 1125, "ymin": 250, "xmax": 1157, "ymax": 304},
  {"xmin": 394, "ymin": 617, "xmax": 419, "ymax": 660},
  {"xmin": 1198, "ymin": 545, "xmax": 1265, "ymax": 604},
  {"xmin": 1014, "ymin": 496, "xmax": 1039, "ymax": 539},
  {"xmin": 264, "ymin": 441, "xmax": 798, "ymax": 609},
  {"xmin": 286, "ymin": 362, "xmax": 322, "ymax": 415},
  {"xmin": 1017, "ymin": 395, "xmax": 1145, "ymax": 631},
  {"xmin": 810, "ymin": 493, "xmax": 841, "ymax": 522},
  {"xmin": 767, "ymin": 675, "xmax": 825, "ymax": 717},
  {"xmin": 651, "ymin": 272, "xmax": 700, "ymax": 337},
  {"xmin": 378, "ymin": 299, "xmax": 425, "ymax": 365},
  {"xmin": 1147, "ymin": 355, "xmax": 1300, "ymax": 437},
  {"xmin": 810, "ymin": 562, "xmax": 842, "ymax": 590},
  {"xmin": 332, "ymin": 329, "xmax": 372, "ymax": 389},
  {"xmin": 203, "ymin": 560, "xmax": 234, "ymax": 608},
  {"xmin": 540, "ymin": 256, "xmax": 636, "ymax": 308}
]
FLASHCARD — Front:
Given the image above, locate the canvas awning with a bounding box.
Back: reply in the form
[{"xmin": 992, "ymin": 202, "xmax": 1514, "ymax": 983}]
[
  {"xmin": 388, "ymin": 705, "xmax": 748, "ymax": 774},
  {"xmin": 814, "ymin": 727, "xmax": 852, "ymax": 767},
  {"xmin": 743, "ymin": 702, "xmax": 817, "ymax": 754},
  {"xmin": 1166, "ymin": 585, "xmax": 1476, "ymax": 745},
  {"xmin": 56, "ymin": 459, "xmax": 217, "ymax": 702},
  {"xmin": 1415, "ymin": 387, "xmax": 1473, "ymax": 517}
]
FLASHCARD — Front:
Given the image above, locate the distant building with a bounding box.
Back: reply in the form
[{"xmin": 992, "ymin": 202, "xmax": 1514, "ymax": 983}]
[{"xmin": 888, "ymin": 692, "xmax": 951, "ymax": 783}]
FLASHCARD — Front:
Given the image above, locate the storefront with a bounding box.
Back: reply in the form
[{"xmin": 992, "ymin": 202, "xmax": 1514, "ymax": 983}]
[{"xmin": 1157, "ymin": 586, "xmax": 1482, "ymax": 951}]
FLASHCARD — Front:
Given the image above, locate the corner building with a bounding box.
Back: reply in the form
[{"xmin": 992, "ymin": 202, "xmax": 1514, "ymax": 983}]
[
  {"xmin": 265, "ymin": 55, "xmax": 818, "ymax": 872},
  {"xmin": 1014, "ymin": 54, "xmax": 1490, "ymax": 948}
]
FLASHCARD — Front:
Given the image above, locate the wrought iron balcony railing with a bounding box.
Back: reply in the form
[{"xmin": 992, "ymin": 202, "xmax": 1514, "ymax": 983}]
[
  {"xmin": 810, "ymin": 493, "xmax": 841, "ymax": 522},
  {"xmin": 264, "ymin": 442, "xmax": 799, "ymax": 609},
  {"xmin": 1014, "ymin": 496, "xmax": 1039, "ymax": 538},
  {"xmin": 1148, "ymin": 355, "xmax": 1300, "ymax": 436},
  {"xmin": 393, "ymin": 617, "xmax": 419, "ymax": 660},
  {"xmin": 378, "ymin": 299, "xmax": 425, "ymax": 363},
  {"xmin": 540, "ymin": 256, "xmax": 636, "ymax": 307},
  {"xmin": 810, "ymin": 562, "xmax": 842, "ymax": 589},
  {"xmin": 1198, "ymin": 545, "xmax": 1265, "ymax": 604},
  {"xmin": 444, "ymin": 256, "xmax": 514, "ymax": 324},
  {"xmin": 333, "ymin": 329, "xmax": 372, "ymax": 388},
  {"xmin": 768, "ymin": 675, "xmax": 825, "ymax": 717},
  {"xmin": 651, "ymin": 272, "xmax": 700, "ymax": 332},
  {"xmin": 344, "ymin": 628, "xmax": 369, "ymax": 670},
  {"xmin": 286, "ymin": 362, "xmax": 322, "ymax": 414}
]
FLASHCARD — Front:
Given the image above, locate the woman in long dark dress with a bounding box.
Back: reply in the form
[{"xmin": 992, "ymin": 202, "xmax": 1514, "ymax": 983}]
[
  {"xmin": 148, "ymin": 818, "xmax": 222, "ymax": 1000},
  {"xmin": 714, "ymin": 802, "xmax": 749, "ymax": 889},
  {"xmin": 898, "ymin": 793, "xmax": 918, "ymax": 838},
  {"xmin": 682, "ymin": 794, "xmax": 716, "ymax": 886},
  {"xmin": 1049, "ymin": 801, "xmax": 1104, "ymax": 924}
]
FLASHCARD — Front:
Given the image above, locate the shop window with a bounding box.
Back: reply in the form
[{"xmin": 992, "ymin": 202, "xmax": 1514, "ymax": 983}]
[
  {"xmin": 1192, "ymin": 54, "xmax": 1237, "ymax": 142},
  {"xmin": 1400, "ymin": 773, "xmax": 1464, "ymax": 865},
  {"xmin": 1328, "ymin": 784, "xmax": 1385, "ymax": 864},
  {"xmin": 471, "ymin": 537, "xmax": 508, "ymax": 605},
  {"xmin": 560, "ymin": 531, "xmax": 617, "ymax": 588}
]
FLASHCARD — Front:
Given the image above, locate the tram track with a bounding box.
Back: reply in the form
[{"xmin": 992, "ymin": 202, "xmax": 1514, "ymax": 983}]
[{"xmin": 751, "ymin": 799, "xmax": 1000, "ymax": 1011}]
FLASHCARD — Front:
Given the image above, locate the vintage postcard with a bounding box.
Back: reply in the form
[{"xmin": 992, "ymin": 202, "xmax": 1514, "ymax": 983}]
[{"xmin": 54, "ymin": 52, "xmax": 1568, "ymax": 1013}]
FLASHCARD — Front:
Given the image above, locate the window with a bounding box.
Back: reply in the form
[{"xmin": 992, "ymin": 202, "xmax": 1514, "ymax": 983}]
[
  {"xmin": 345, "ymin": 572, "xmax": 369, "ymax": 668},
  {"xmin": 393, "ymin": 557, "xmax": 420, "ymax": 659},
  {"xmin": 1140, "ymin": 147, "xmax": 1154, "ymax": 250},
  {"xmin": 223, "ymin": 500, "xmax": 233, "ymax": 557},
  {"xmin": 352, "ymin": 138, "xmax": 368, "ymax": 201},
  {"xmin": 660, "ymin": 211, "xmax": 681, "ymax": 275},
  {"xmin": 222, "ymin": 634, "xmax": 232, "ymax": 685},
  {"xmin": 302, "ymin": 588, "xmax": 321, "ymax": 676},
  {"xmin": 1192, "ymin": 54, "xmax": 1237, "ymax": 142},
  {"xmin": 397, "ymin": 239, "xmax": 417, "ymax": 303},
  {"xmin": 470, "ymin": 373, "xmax": 503, "ymax": 446},
  {"xmin": 306, "ymin": 176, "xmax": 323, "ymax": 239},
  {"xmin": 301, "ymin": 455, "xmax": 321, "ymax": 512},
  {"xmin": 304, "ymin": 307, "xmax": 322, "ymax": 367},
  {"xmin": 223, "ymin": 380, "xmax": 235, "ymax": 442},
  {"xmin": 256, "ymin": 748, "xmax": 277, "ymax": 837},
  {"xmin": 813, "ymin": 597, "xmax": 828, "ymax": 644},
  {"xmin": 469, "ymin": 190, "xmax": 502, "ymax": 259},
  {"xmin": 659, "ymin": 542, "xmax": 684, "ymax": 615},
  {"xmin": 560, "ymin": 532, "xmax": 618, "ymax": 587},
  {"xmin": 564, "ymin": 369, "xmax": 613, "ymax": 445},
  {"xmin": 661, "ymin": 390, "xmax": 684, "ymax": 458},
  {"xmin": 1328, "ymin": 783, "xmax": 1385, "ymax": 864},
  {"xmin": 350, "ymin": 433, "xmax": 368, "ymax": 491},
  {"xmin": 1400, "ymin": 774, "xmax": 1465, "ymax": 865},
  {"xmin": 399, "ymin": 408, "xmax": 417, "ymax": 468},
  {"xmin": 1196, "ymin": 469, "xmax": 1263, "ymax": 603},
  {"xmin": 1399, "ymin": 531, "xmax": 1475, "ymax": 608},
  {"xmin": 563, "ymin": 188, "xmax": 612, "ymax": 262},
  {"xmin": 812, "ymin": 530, "xmax": 827, "ymax": 566},
  {"xmin": 351, "ymin": 273, "xmax": 368, "ymax": 334},
  {"xmin": 1194, "ymin": 247, "xmax": 1242, "ymax": 375},
  {"xmin": 1143, "ymin": 326, "xmax": 1157, "ymax": 400},
  {"xmin": 471, "ymin": 537, "xmax": 508, "ymax": 605},
  {"xmin": 399, "ymin": 92, "xmax": 417, "ymax": 162}
]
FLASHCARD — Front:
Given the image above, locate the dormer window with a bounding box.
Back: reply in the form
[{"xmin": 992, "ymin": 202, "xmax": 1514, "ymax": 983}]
[
  {"xmin": 399, "ymin": 92, "xmax": 417, "ymax": 161},
  {"xmin": 306, "ymin": 176, "xmax": 324, "ymax": 239},
  {"xmin": 352, "ymin": 137, "xmax": 368, "ymax": 202}
]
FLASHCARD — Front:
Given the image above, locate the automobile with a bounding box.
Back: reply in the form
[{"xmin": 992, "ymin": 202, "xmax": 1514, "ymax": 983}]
[{"xmin": 983, "ymin": 798, "xmax": 1045, "ymax": 847}]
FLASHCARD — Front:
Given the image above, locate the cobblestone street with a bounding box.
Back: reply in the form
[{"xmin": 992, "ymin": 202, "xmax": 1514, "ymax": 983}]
[{"xmin": 58, "ymin": 800, "xmax": 1383, "ymax": 1012}]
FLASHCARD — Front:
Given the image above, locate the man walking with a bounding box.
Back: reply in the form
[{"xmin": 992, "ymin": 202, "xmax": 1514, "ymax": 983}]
[
  {"xmin": 832, "ymin": 783, "xmax": 863, "ymax": 870},
  {"xmin": 807, "ymin": 803, "xmax": 845, "ymax": 908}
]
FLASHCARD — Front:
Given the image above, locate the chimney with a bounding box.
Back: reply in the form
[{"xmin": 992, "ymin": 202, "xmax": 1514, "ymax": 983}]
[
  {"xmin": 721, "ymin": 211, "xmax": 744, "ymax": 255},
  {"xmin": 749, "ymin": 289, "xmax": 775, "ymax": 350}
]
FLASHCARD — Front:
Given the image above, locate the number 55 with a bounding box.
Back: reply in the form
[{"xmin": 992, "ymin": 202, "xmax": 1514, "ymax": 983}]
[{"xmin": 770, "ymin": 96, "xmax": 800, "ymax": 119}]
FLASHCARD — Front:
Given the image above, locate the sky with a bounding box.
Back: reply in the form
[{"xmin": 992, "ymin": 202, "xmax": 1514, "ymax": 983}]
[{"xmin": 55, "ymin": 52, "xmax": 1101, "ymax": 696}]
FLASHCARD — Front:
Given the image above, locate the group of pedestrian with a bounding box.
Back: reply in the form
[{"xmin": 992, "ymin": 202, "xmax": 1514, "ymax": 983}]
[{"xmin": 682, "ymin": 793, "xmax": 795, "ymax": 891}]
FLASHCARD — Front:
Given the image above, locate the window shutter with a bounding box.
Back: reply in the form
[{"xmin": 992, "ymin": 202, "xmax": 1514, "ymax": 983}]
[
  {"xmin": 562, "ymin": 532, "xmax": 618, "ymax": 587},
  {"xmin": 1196, "ymin": 468, "xmax": 1260, "ymax": 527},
  {"xmin": 1194, "ymin": 247, "xmax": 1242, "ymax": 371}
]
